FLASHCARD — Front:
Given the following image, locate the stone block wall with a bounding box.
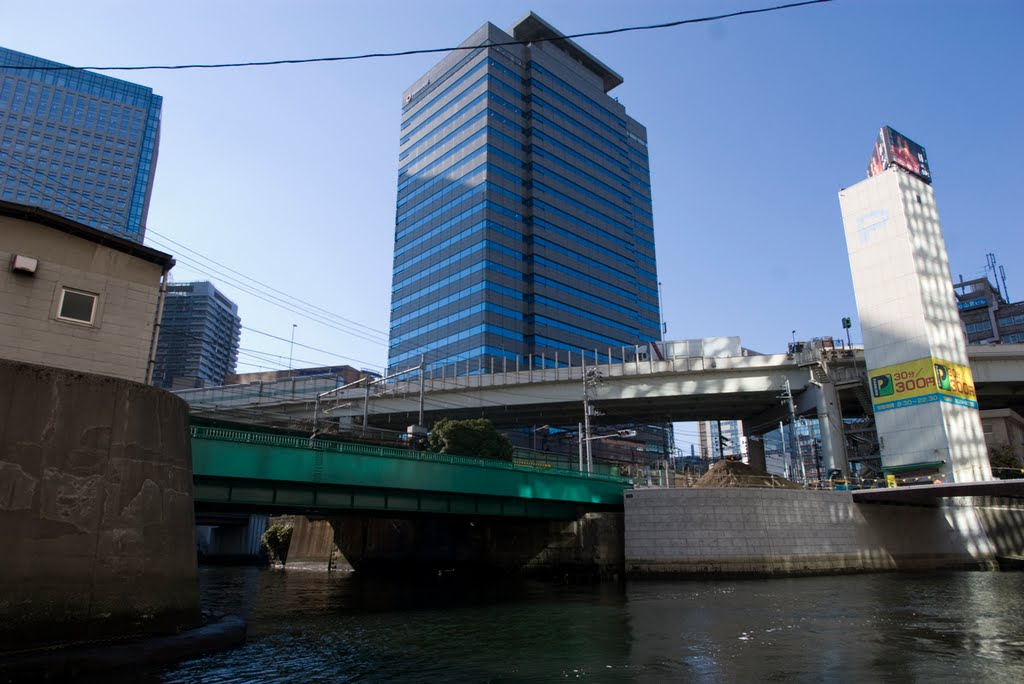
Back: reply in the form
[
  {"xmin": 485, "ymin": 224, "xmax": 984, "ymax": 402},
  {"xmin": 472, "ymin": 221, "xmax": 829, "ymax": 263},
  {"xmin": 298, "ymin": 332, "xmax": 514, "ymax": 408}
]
[
  {"xmin": 625, "ymin": 487, "xmax": 1019, "ymax": 577},
  {"xmin": 0, "ymin": 359, "xmax": 199, "ymax": 650}
]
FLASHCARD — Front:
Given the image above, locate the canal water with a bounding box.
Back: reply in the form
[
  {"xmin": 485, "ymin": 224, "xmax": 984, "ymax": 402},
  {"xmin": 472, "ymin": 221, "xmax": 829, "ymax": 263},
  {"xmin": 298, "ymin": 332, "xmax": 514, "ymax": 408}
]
[{"xmin": 142, "ymin": 567, "xmax": 1023, "ymax": 682}]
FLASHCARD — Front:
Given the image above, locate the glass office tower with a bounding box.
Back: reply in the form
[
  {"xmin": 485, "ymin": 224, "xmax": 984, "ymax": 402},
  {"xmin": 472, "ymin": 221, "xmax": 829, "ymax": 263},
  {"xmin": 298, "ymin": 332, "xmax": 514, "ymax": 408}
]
[
  {"xmin": 0, "ymin": 46, "xmax": 161, "ymax": 243},
  {"xmin": 388, "ymin": 13, "xmax": 659, "ymax": 375},
  {"xmin": 153, "ymin": 281, "xmax": 241, "ymax": 390}
]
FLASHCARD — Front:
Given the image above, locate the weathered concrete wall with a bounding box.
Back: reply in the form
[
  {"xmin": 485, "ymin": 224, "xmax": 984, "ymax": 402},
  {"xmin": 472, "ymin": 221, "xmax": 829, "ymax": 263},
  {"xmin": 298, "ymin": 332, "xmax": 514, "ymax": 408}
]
[
  {"xmin": 278, "ymin": 515, "xmax": 347, "ymax": 569},
  {"xmin": 625, "ymin": 488, "xmax": 1024, "ymax": 576},
  {"xmin": 0, "ymin": 359, "xmax": 199, "ymax": 650},
  {"xmin": 329, "ymin": 512, "xmax": 623, "ymax": 578},
  {"xmin": 972, "ymin": 496, "xmax": 1024, "ymax": 558}
]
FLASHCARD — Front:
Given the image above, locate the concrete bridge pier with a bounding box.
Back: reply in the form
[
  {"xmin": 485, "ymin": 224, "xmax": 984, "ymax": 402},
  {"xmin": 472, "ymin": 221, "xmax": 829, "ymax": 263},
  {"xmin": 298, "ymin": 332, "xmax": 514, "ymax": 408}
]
[
  {"xmin": 745, "ymin": 429, "xmax": 766, "ymax": 473},
  {"xmin": 810, "ymin": 380, "xmax": 849, "ymax": 477},
  {"xmin": 284, "ymin": 512, "xmax": 624, "ymax": 578},
  {"xmin": 0, "ymin": 360, "xmax": 200, "ymax": 651}
]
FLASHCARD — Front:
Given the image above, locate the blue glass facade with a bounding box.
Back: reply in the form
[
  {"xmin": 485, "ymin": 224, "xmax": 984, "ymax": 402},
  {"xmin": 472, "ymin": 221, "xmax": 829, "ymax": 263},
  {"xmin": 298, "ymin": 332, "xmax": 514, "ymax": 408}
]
[
  {"xmin": 153, "ymin": 281, "xmax": 241, "ymax": 390},
  {"xmin": 0, "ymin": 46, "xmax": 161, "ymax": 243},
  {"xmin": 388, "ymin": 14, "xmax": 660, "ymax": 376}
]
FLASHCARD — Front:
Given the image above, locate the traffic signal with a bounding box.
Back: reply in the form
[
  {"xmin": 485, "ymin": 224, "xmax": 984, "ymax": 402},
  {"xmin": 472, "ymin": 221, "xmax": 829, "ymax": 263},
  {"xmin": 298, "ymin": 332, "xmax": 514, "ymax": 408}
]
[{"xmin": 842, "ymin": 317, "xmax": 851, "ymax": 329}]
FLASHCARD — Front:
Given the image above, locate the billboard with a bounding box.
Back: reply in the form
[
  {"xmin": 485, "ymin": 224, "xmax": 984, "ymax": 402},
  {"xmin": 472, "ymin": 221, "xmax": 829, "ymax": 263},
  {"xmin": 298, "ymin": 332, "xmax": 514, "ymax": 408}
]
[
  {"xmin": 868, "ymin": 356, "xmax": 977, "ymax": 413},
  {"xmin": 867, "ymin": 126, "xmax": 931, "ymax": 184}
]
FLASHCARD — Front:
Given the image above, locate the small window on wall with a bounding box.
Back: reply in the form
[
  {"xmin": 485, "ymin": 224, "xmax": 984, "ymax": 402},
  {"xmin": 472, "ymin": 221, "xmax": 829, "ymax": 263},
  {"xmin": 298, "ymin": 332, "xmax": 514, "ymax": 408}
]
[{"xmin": 57, "ymin": 288, "xmax": 97, "ymax": 324}]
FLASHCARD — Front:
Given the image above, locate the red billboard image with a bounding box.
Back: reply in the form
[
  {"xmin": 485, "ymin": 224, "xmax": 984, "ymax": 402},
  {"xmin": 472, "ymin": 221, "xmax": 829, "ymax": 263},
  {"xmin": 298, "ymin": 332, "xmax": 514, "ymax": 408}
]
[
  {"xmin": 866, "ymin": 126, "xmax": 931, "ymax": 184},
  {"xmin": 867, "ymin": 130, "xmax": 888, "ymax": 178}
]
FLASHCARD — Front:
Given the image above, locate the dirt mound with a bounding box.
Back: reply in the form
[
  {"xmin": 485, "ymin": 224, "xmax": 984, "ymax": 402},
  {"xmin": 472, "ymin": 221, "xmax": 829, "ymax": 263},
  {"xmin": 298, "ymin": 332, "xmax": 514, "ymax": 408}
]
[{"xmin": 695, "ymin": 459, "xmax": 802, "ymax": 489}]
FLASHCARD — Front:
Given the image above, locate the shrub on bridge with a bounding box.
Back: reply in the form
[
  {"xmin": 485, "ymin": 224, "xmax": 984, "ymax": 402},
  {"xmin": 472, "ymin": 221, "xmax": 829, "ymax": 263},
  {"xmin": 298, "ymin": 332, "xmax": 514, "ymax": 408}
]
[{"xmin": 427, "ymin": 418, "xmax": 514, "ymax": 461}]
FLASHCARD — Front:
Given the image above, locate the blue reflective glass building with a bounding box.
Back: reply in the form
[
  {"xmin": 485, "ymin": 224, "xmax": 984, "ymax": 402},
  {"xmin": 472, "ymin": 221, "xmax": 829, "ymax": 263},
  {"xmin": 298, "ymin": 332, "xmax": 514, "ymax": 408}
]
[
  {"xmin": 153, "ymin": 281, "xmax": 241, "ymax": 390},
  {"xmin": 388, "ymin": 13, "xmax": 660, "ymax": 375},
  {"xmin": 0, "ymin": 46, "xmax": 161, "ymax": 243}
]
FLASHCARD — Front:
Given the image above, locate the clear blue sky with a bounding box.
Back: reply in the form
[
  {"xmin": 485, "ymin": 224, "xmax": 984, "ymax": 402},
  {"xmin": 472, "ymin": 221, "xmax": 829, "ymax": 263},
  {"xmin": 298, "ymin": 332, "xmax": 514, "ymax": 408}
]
[{"xmin": 4, "ymin": 0, "xmax": 1022, "ymax": 447}]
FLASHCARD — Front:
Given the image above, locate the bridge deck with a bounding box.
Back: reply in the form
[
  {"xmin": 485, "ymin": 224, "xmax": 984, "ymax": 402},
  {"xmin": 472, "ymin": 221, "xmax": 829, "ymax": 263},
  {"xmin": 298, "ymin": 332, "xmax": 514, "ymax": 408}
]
[{"xmin": 191, "ymin": 426, "xmax": 631, "ymax": 519}]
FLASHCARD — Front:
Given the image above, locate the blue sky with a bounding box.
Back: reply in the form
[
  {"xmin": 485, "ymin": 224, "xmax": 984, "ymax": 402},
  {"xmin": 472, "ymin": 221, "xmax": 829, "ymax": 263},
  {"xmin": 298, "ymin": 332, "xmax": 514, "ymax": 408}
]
[{"xmin": 4, "ymin": 0, "xmax": 1022, "ymax": 447}]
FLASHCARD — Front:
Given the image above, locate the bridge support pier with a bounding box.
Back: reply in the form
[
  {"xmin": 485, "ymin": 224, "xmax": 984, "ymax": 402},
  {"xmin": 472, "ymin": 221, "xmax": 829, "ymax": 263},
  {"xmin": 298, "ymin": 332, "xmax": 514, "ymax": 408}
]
[
  {"xmin": 745, "ymin": 430, "xmax": 766, "ymax": 473},
  {"xmin": 811, "ymin": 380, "xmax": 849, "ymax": 477},
  {"xmin": 326, "ymin": 511, "xmax": 624, "ymax": 578}
]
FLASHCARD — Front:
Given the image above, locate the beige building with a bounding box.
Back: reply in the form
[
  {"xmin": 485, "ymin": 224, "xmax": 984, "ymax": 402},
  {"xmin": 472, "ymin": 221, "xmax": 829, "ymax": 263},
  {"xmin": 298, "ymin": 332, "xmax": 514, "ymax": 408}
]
[{"xmin": 0, "ymin": 201, "xmax": 174, "ymax": 383}]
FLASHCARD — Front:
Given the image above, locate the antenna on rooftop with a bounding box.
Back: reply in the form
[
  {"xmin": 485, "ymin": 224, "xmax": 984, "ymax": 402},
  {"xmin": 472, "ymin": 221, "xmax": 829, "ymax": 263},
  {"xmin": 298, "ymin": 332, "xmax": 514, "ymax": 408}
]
[{"xmin": 986, "ymin": 253, "xmax": 1006, "ymax": 303}]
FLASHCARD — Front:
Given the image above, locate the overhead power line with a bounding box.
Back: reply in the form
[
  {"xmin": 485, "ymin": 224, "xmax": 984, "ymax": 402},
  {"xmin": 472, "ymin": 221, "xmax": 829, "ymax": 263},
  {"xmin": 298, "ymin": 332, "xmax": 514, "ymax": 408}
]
[
  {"xmin": 0, "ymin": 149, "xmax": 393, "ymax": 367},
  {"xmin": 2, "ymin": 1, "xmax": 833, "ymax": 72},
  {"xmin": 147, "ymin": 228, "xmax": 389, "ymax": 339}
]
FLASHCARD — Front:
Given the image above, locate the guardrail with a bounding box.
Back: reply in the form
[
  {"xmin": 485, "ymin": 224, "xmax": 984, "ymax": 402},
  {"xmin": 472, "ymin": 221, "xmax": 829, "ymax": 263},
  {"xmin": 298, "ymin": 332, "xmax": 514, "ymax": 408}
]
[{"xmin": 190, "ymin": 425, "xmax": 632, "ymax": 485}]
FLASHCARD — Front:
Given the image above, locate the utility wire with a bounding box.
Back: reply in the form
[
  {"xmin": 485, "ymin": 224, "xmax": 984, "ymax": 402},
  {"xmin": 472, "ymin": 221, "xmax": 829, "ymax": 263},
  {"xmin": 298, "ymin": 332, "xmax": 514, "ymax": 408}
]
[
  {"xmin": 0, "ymin": 149, "xmax": 393, "ymax": 367},
  {"xmin": 147, "ymin": 228, "xmax": 389, "ymax": 339},
  {"xmin": 1, "ymin": 1, "xmax": 833, "ymax": 72},
  {"xmin": 147, "ymin": 236, "xmax": 391, "ymax": 347},
  {"xmin": 0, "ymin": 149, "xmax": 432, "ymax": 366}
]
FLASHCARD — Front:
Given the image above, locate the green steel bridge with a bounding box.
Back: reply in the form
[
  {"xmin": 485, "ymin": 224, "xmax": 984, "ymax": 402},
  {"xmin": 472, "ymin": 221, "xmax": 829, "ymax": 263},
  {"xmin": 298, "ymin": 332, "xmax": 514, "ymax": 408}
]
[{"xmin": 191, "ymin": 426, "xmax": 632, "ymax": 520}]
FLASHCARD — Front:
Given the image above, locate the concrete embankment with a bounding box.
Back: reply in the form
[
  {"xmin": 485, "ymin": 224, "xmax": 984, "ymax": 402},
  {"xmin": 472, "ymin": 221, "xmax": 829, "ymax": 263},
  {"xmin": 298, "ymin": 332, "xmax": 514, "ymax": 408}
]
[
  {"xmin": 625, "ymin": 487, "xmax": 1024, "ymax": 576},
  {"xmin": 0, "ymin": 359, "xmax": 200, "ymax": 652}
]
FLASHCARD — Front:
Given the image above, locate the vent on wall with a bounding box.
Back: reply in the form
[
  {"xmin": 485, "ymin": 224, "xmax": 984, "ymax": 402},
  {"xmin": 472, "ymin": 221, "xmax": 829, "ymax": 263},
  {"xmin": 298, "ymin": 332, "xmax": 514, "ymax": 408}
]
[{"xmin": 11, "ymin": 254, "xmax": 38, "ymax": 275}]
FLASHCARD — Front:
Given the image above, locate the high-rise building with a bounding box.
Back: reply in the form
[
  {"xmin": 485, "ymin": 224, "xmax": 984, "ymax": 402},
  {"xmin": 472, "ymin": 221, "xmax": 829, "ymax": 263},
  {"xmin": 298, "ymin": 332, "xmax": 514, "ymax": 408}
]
[
  {"xmin": 388, "ymin": 13, "xmax": 659, "ymax": 376},
  {"xmin": 699, "ymin": 419, "xmax": 747, "ymax": 461},
  {"xmin": 0, "ymin": 46, "xmax": 161, "ymax": 243},
  {"xmin": 153, "ymin": 281, "xmax": 241, "ymax": 390}
]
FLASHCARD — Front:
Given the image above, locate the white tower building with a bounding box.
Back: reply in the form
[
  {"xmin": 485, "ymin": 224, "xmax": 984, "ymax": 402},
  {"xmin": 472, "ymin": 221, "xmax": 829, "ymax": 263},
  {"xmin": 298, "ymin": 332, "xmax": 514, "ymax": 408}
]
[{"xmin": 838, "ymin": 128, "xmax": 992, "ymax": 483}]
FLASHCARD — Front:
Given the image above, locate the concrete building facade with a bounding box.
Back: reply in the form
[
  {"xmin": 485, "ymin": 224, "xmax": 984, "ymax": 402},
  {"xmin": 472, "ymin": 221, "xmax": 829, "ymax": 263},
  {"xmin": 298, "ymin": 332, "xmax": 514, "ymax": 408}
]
[
  {"xmin": 0, "ymin": 46, "xmax": 162, "ymax": 243},
  {"xmin": 153, "ymin": 281, "xmax": 241, "ymax": 390},
  {"xmin": 699, "ymin": 419, "xmax": 747, "ymax": 462},
  {"xmin": 388, "ymin": 13, "xmax": 659, "ymax": 377},
  {"xmin": 839, "ymin": 162, "xmax": 991, "ymax": 483},
  {"xmin": 955, "ymin": 276, "xmax": 1024, "ymax": 345},
  {"xmin": 0, "ymin": 200, "xmax": 173, "ymax": 383}
]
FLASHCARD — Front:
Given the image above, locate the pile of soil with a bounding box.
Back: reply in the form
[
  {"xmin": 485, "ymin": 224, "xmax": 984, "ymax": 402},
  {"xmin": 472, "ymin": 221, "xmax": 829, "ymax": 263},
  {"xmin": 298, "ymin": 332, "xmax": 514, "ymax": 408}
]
[{"xmin": 695, "ymin": 459, "xmax": 803, "ymax": 489}]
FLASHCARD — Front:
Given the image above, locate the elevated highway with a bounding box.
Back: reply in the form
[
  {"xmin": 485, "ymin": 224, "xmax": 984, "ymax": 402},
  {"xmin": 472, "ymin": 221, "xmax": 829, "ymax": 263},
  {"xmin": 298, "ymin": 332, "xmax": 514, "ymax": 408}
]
[
  {"xmin": 177, "ymin": 344, "xmax": 1024, "ymax": 475},
  {"xmin": 179, "ymin": 345, "xmax": 1024, "ymax": 426}
]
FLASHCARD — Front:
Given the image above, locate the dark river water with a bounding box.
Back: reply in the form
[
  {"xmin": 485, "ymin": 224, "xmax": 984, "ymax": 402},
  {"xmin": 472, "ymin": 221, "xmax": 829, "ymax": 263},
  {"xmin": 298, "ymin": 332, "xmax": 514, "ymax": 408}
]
[{"xmin": 139, "ymin": 567, "xmax": 1024, "ymax": 683}]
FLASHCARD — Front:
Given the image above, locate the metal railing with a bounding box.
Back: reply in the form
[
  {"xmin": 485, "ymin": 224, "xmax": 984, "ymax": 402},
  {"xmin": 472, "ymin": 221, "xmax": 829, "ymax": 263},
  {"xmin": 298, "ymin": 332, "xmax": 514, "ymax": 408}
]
[{"xmin": 190, "ymin": 425, "xmax": 632, "ymax": 484}]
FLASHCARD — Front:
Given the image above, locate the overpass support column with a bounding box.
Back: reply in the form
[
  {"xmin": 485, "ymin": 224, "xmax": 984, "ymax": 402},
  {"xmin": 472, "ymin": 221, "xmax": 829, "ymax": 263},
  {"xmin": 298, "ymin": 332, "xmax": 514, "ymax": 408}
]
[
  {"xmin": 813, "ymin": 380, "xmax": 848, "ymax": 477},
  {"xmin": 745, "ymin": 430, "xmax": 766, "ymax": 473}
]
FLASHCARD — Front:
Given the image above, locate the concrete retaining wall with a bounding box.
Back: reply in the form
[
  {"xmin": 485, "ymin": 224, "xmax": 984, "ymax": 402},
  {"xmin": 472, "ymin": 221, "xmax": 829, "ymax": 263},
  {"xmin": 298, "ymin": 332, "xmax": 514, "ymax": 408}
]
[
  {"xmin": 0, "ymin": 359, "xmax": 199, "ymax": 650},
  {"xmin": 625, "ymin": 488, "xmax": 1024, "ymax": 576}
]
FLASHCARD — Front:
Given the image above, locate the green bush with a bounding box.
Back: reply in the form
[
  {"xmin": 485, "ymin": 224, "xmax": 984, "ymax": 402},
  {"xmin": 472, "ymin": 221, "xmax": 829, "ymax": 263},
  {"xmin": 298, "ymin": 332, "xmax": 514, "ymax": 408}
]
[
  {"xmin": 427, "ymin": 418, "xmax": 513, "ymax": 461},
  {"xmin": 989, "ymin": 444, "xmax": 1022, "ymax": 480},
  {"xmin": 261, "ymin": 523, "xmax": 293, "ymax": 564}
]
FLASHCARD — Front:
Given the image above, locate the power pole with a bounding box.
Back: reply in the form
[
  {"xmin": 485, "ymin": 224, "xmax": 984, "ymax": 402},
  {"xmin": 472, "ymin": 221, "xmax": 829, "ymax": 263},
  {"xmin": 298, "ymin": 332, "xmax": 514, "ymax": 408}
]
[
  {"xmin": 582, "ymin": 362, "xmax": 601, "ymax": 474},
  {"xmin": 362, "ymin": 373, "xmax": 371, "ymax": 436},
  {"xmin": 783, "ymin": 379, "xmax": 805, "ymax": 483},
  {"xmin": 417, "ymin": 354, "xmax": 425, "ymax": 429}
]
